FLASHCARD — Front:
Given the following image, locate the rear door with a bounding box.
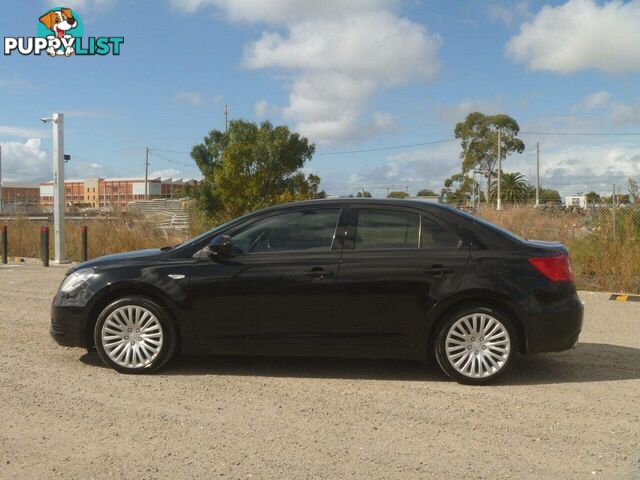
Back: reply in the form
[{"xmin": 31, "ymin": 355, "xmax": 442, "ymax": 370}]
[{"xmin": 335, "ymin": 205, "xmax": 470, "ymax": 346}]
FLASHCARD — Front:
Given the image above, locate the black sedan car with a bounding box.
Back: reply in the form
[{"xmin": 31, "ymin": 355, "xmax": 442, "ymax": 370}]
[{"xmin": 51, "ymin": 199, "xmax": 583, "ymax": 384}]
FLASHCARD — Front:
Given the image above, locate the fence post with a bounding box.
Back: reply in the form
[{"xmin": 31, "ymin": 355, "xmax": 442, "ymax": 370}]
[
  {"xmin": 1, "ymin": 225, "xmax": 7, "ymax": 264},
  {"xmin": 41, "ymin": 226, "xmax": 50, "ymax": 267},
  {"xmin": 82, "ymin": 225, "xmax": 88, "ymax": 262}
]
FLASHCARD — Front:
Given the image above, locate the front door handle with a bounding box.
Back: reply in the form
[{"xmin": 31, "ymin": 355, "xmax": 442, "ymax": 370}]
[
  {"xmin": 425, "ymin": 265, "xmax": 453, "ymax": 276},
  {"xmin": 304, "ymin": 267, "xmax": 333, "ymax": 280}
]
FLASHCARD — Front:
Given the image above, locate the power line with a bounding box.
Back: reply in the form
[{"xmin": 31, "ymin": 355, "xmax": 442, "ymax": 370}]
[
  {"xmin": 520, "ymin": 131, "xmax": 640, "ymax": 136},
  {"xmin": 149, "ymin": 151, "xmax": 192, "ymax": 167},
  {"xmin": 315, "ymin": 138, "xmax": 456, "ymax": 156}
]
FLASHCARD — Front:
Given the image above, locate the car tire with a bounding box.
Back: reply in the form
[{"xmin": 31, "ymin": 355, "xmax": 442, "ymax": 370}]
[
  {"xmin": 94, "ymin": 296, "xmax": 177, "ymax": 374},
  {"xmin": 434, "ymin": 305, "xmax": 517, "ymax": 385}
]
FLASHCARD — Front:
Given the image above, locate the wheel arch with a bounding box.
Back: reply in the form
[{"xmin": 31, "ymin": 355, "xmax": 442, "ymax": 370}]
[
  {"xmin": 85, "ymin": 283, "xmax": 181, "ymax": 350},
  {"xmin": 425, "ymin": 291, "xmax": 528, "ymax": 355}
]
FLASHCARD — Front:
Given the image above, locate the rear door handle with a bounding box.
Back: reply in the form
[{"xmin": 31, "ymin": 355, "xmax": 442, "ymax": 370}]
[
  {"xmin": 425, "ymin": 265, "xmax": 453, "ymax": 276},
  {"xmin": 304, "ymin": 267, "xmax": 333, "ymax": 280}
]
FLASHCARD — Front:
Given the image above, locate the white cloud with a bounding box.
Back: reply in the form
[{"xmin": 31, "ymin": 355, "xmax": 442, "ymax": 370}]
[
  {"xmin": 0, "ymin": 126, "xmax": 51, "ymax": 139},
  {"xmin": 244, "ymin": 11, "xmax": 440, "ymax": 146},
  {"xmin": 575, "ymin": 91, "xmax": 640, "ymax": 125},
  {"xmin": 580, "ymin": 91, "xmax": 612, "ymax": 110},
  {"xmin": 436, "ymin": 98, "xmax": 505, "ymax": 124},
  {"xmin": 173, "ymin": 91, "xmax": 206, "ymax": 107},
  {"xmin": 171, "ymin": 0, "xmax": 397, "ymax": 23},
  {"xmin": 150, "ymin": 168, "xmax": 181, "ymax": 179},
  {"xmin": 174, "ymin": 1, "xmax": 440, "ymax": 146},
  {"xmin": 506, "ymin": 0, "xmax": 640, "ymax": 73},
  {"xmin": 254, "ymin": 99, "xmax": 269, "ymax": 118},
  {"xmin": 324, "ymin": 141, "xmax": 459, "ymax": 197},
  {"xmin": 487, "ymin": 1, "xmax": 531, "ymax": 26},
  {"xmin": 67, "ymin": 161, "xmax": 105, "ymax": 178},
  {"xmin": 47, "ymin": 0, "xmax": 115, "ymax": 11},
  {"xmin": 0, "ymin": 139, "xmax": 49, "ymax": 182}
]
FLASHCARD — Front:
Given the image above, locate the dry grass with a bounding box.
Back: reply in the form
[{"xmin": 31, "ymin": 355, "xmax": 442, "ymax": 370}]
[
  {"xmin": 3, "ymin": 205, "xmax": 639, "ymax": 294},
  {"xmin": 477, "ymin": 206, "xmax": 640, "ymax": 293},
  {"xmin": 3, "ymin": 216, "xmax": 186, "ymax": 262}
]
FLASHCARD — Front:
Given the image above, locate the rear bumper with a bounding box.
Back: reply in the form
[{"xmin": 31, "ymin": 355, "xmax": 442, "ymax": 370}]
[
  {"xmin": 50, "ymin": 303, "xmax": 88, "ymax": 348},
  {"xmin": 524, "ymin": 295, "xmax": 584, "ymax": 354}
]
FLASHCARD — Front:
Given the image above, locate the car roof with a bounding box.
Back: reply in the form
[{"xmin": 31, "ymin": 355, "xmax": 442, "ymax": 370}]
[{"xmin": 264, "ymin": 197, "xmax": 450, "ymax": 211}]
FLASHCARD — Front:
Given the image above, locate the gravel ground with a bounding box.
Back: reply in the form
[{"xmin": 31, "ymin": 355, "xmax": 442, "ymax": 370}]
[{"xmin": 0, "ymin": 263, "xmax": 638, "ymax": 479}]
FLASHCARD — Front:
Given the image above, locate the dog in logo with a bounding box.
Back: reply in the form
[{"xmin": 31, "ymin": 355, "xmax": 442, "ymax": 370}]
[{"xmin": 39, "ymin": 8, "xmax": 78, "ymax": 56}]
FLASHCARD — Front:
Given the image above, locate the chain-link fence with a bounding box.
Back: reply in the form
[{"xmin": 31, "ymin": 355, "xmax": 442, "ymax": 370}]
[{"xmin": 460, "ymin": 204, "xmax": 640, "ymax": 293}]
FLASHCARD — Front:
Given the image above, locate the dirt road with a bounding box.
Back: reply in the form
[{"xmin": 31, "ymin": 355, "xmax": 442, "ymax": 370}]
[{"xmin": 1, "ymin": 263, "xmax": 638, "ymax": 479}]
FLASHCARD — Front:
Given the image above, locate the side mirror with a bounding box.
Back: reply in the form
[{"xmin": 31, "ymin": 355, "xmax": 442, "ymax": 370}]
[{"xmin": 208, "ymin": 235, "xmax": 234, "ymax": 259}]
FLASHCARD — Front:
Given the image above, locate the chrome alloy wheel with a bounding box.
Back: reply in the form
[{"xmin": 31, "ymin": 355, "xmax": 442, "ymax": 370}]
[
  {"xmin": 444, "ymin": 313, "xmax": 511, "ymax": 379},
  {"xmin": 100, "ymin": 306, "xmax": 164, "ymax": 369}
]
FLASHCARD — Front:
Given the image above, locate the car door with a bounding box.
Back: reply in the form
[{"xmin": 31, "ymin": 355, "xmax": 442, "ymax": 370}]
[
  {"xmin": 188, "ymin": 206, "xmax": 347, "ymax": 345},
  {"xmin": 335, "ymin": 205, "xmax": 470, "ymax": 346}
]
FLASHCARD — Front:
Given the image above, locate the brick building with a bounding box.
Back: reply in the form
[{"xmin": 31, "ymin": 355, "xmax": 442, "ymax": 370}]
[
  {"xmin": 0, "ymin": 182, "xmax": 41, "ymax": 211},
  {"xmin": 39, "ymin": 177, "xmax": 196, "ymax": 211}
]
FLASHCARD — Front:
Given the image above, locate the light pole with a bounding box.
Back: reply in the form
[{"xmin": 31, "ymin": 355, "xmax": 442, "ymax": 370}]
[
  {"xmin": 535, "ymin": 142, "xmax": 540, "ymax": 207},
  {"xmin": 0, "ymin": 145, "xmax": 3, "ymax": 214},
  {"xmin": 497, "ymin": 129, "xmax": 502, "ymax": 211},
  {"xmin": 41, "ymin": 113, "xmax": 69, "ymax": 264}
]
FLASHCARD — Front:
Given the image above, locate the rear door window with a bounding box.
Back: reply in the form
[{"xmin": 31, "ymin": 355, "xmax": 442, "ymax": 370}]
[
  {"xmin": 355, "ymin": 209, "xmax": 420, "ymax": 250},
  {"xmin": 421, "ymin": 215, "xmax": 460, "ymax": 249}
]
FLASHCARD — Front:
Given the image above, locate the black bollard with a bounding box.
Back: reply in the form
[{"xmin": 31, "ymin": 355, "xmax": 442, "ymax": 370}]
[
  {"xmin": 82, "ymin": 226, "xmax": 88, "ymax": 262},
  {"xmin": 41, "ymin": 226, "xmax": 49, "ymax": 267},
  {"xmin": 1, "ymin": 225, "xmax": 7, "ymax": 265}
]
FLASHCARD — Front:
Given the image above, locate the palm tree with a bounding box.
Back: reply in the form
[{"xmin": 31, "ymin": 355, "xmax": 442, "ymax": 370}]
[{"xmin": 490, "ymin": 172, "xmax": 529, "ymax": 204}]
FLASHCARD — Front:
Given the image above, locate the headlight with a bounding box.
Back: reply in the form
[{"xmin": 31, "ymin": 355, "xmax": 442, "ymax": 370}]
[{"xmin": 60, "ymin": 268, "xmax": 94, "ymax": 293}]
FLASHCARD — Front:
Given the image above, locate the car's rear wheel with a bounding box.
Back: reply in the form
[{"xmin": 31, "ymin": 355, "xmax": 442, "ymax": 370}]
[
  {"xmin": 94, "ymin": 296, "xmax": 177, "ymax": 373},
  {"xmin": 435, "ymin": 306, "xmax": 516, "ymax": 385}
]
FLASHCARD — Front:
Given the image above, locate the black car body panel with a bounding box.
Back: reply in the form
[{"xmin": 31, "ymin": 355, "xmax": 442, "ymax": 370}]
[{"xmin": 51, "ymin": 199, "xmax": 583, "ymax": 360}]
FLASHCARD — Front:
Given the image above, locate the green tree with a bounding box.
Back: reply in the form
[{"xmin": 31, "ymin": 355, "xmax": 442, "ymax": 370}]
[
  {"xmin": 387, "ymin": 191, "xmax": 409, "ymax": 199},
  {"xmin": 191, "ymin": 120, "xmax": 321, "ymax": 218},
  {"xmin": 585, "ymin": 191, "xmax": 601, "ymax": 205},
  {"xmin": 539, "ymin": 188, "xmax": 561, "ymax": 204},
  {"xmin": 454, "ymin": 112, "xmax": 525, "ymax": 202},
  {"xmin": 490, "ymin": 172, "xmax": 529, "ymax": 204},
  {"xmin": 416, "ymin": 189, "xmax": 436, "ymax": 197},
  {"xmin": 356, "ymin": 191, "xmax": 372, "ymax": 198},
  {"xmin": 442, "ymin": 173, "xmax": 473, "ymax": 204}
]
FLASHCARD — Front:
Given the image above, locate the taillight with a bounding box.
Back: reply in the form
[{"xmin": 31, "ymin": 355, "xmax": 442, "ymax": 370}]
[{"xmin": 528, "ymin": 255, "xmax": 574, "ymax": 283}]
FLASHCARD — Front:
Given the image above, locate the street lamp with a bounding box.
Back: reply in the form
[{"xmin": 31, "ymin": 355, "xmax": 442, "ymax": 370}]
[{"xmin": 41, "ymin": 113, "xmax": 69, "ymax": 264}]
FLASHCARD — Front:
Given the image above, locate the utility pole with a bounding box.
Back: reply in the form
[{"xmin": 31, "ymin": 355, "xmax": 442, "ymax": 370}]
[
  {"xmin": 224, "ymin": 104, "xmax": 229, "ymax": 133},
  {"xmin": 497, "ymin": 129, "xmax": 502, "ymax": 210},
  {"xmin": 144, "ymin": 147, "xmax": 150, "ymax": 200},
  {"xmin": 0, "ymin": 145, "xmax": 3, "ymax": 215},
  {"xmin": 535, "ymin": 142, "xmax": 540, "ymax": 207},
  {"xmin": 42, "ymin": 113, "xmax": 69, "ymax": 264}
]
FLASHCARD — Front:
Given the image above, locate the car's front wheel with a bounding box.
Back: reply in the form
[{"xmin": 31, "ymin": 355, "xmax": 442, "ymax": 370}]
[
  {"xmin": 94, "ymin": 296, "xmax": 177, "ymax": 373},
  {"xmin": 435, "ymin": 306, "xmax": 517, "ymax": 385}
]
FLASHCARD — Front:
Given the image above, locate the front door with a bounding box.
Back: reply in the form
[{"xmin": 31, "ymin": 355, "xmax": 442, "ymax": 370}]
[{"xmin": 188, "ymin": 207, "xmax": 346, "ymax": 345}]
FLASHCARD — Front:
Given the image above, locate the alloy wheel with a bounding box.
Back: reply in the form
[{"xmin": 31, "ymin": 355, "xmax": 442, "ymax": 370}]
[
  {"xmin": 100, "ymin": 305, "xmax": 164, "ymax": 369},
  {"xmin": 444, "ymin": 313, "xmax": 511, "ymax": 379}
]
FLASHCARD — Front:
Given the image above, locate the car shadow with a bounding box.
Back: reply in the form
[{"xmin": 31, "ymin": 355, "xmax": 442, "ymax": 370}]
[{"xmin": 79, "ymin": 342, "xmax": 640, "ymax": 385}]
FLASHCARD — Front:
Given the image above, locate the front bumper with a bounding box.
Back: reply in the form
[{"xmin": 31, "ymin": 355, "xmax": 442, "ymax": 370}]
[{"xmin": 50, "ymin": 302, "xmax": 88, "ymax": 348}]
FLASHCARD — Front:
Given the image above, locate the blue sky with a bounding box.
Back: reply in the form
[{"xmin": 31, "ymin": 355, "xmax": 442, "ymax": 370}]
[{"xmin": 1, "ymin": 0, "xmax": 639, "ymax": 197}]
